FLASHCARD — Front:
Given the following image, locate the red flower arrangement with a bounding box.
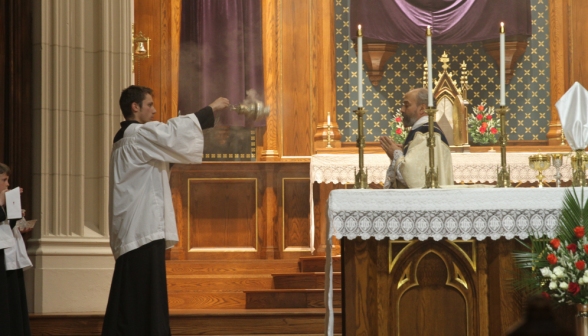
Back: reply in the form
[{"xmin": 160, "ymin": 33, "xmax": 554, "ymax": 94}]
[{"xmin": 468, "ymin": 103, "xmax": 500, "ymax": 145}]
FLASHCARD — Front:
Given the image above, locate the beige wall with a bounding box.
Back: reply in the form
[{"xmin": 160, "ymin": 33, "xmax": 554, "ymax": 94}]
[{"xmin": 26, "ymin": 0, "xmax": 132, "ymax": 313}]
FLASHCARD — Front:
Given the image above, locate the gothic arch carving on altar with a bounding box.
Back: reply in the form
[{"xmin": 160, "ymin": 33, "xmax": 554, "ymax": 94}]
[
  {"xmin": 424, "ymin": 51, "xmax": 470, "ymax": 147},
  {"xmin": 390, "ymin": 240, "xmax": 477, "ymax": 336}
]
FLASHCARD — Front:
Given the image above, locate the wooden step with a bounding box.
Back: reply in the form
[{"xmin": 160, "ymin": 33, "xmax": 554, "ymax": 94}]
[
  {"xmin": 272, "ymin": 272, "xmax": 341, "ymax": 289},
  {"xmin": 167, "ymin": 260, "xmax": 300, "ymax": 275},
  {"xmin": 29, "ymin": 308, "xmax": 343, "ymax": 335},
  {"xmin": 168, "ymin": 292, "xmax": 246, "ymax": 309},
  {"xmin": 244, "ymin": 289, "xmax": 341, "ymax": 309},
  {"xmin": 298, "ymin": 256, "xmax": 341, "ymax": 272},
  {"xmin": 167, "ymin": 274, "xmax": 274, "ymax": 292}
]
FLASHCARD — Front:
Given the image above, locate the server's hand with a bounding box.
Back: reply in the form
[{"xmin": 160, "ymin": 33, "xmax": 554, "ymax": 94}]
[
  {"xmin": 209, "ymin": 97, "xmax": 230, "ymax": 112},
  {"xmin": 0, "ymin": 188, "xmax": 6, "ymax": 206}
]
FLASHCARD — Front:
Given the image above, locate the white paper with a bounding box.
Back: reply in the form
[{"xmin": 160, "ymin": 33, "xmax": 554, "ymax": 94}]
[{"xmin": 6, "ymin": 187, "xmax": 22, "ymax": 219}]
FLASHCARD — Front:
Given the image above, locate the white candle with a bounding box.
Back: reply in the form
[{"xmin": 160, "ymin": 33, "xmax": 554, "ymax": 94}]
[
  {"xmin": 327, "ymin": 111, "xmax": 331, "ymax": 125},
  {"xmin": 500, "ymin": 22, "xmax": 506, "ymax": 106},
  {"xmin": 358, "ymin": 25, "xmax": 363, "ymax": 108},
  {"xmin": 426, "ymin": 26, "xmax": 433, "ymax": 107}
]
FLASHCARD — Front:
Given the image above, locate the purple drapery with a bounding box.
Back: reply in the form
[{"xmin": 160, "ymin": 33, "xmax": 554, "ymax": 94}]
[
  {"xmin": 351, "ymin": 0, "xmax": 531, "ymax": 45},
  {"xmin": 178, "ymin": 0, "xmax": 265, "ymax": 127}
]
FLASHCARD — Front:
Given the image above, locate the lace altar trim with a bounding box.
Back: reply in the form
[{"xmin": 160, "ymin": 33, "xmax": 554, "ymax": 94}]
[{"xmin": 311, "ymin": 153, "xmax": 572, "ymax": 184}]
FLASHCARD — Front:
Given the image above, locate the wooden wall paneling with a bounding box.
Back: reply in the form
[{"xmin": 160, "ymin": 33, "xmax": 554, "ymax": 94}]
[
  {"xmin": 487, "ymin": 239, "xmax": 524, "ymax": 336},
  {"xmin": 547, "ymin": 0, "xmax": 569, "ymax": 145},
  {"xmin": 170, "ymin": 166, "xmax": 188, "ymax": 260},
  {"xmin": 275, "ymin": 163, "xmax": 313, "ymax": 259},
  {"xmin": 376, "ymin": 239, "xmax": 391, "ymax": 336},
  {"xmin": 261, "ymin": 164, "xmax": 277, "ymax": 258},
  {"xmin": 261, "ymin": 0, "xmax": 281, "ymax": 161},
  {"xmin": 170, "ymin": 162, "xmax": 312, "ymax": 261},
  {"xmin": 281, "ymin": 0, "xmax": 313, "ymax": 158},
  {"xmin": 569, "ymin": 0, "xmax": 588, "ymax": 86},
  {"xmin": 134, "ymin": 0, "xmax": 180, "ymax": 123},
  {"xmin": 477, "ymin": 240, "xmax": 489, "ymax": 336},
  {"xmin": 343, "ymin": 238, "xmax": 379, "ymax": 336},
  {"xmin": 281, "ymin": 178, "xmax": 311, "ymax": 251},
  {"xmin": 312, "ymin": 0, "xmax": 341, "ymax": 150},
  {"xmin": 313, "ymin": 182, "xmax": 344, "ymax": 255},
  {"xmin": 171, "ymin": 163, "xmax": 267, "ymax": 260},
  {"xmin": 134, "ymin": 0, "xmax": 161, "ymax": 115},
  {"xmin": 188, "ymin": 179, "xmax": 257, "ymax": 250}
]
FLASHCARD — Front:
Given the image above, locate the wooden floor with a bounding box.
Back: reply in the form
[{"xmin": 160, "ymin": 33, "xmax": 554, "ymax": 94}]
[{"xmin": 30, "ymin": 308, "xmax": 342, "ymax": 336}]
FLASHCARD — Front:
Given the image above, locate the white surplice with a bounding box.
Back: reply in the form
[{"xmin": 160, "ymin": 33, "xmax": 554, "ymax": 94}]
[{"xmin": 109, "ymin": 114, "xmax": 204, "ymax": 259}]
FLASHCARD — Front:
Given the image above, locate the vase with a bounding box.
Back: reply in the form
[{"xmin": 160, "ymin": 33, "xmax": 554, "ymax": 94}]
[{"xmin": 577, "ymin": 304, "xmax": 588, "ymax": 336}]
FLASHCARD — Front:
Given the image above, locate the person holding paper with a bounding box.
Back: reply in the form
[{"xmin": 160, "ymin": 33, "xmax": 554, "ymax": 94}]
[
  {"xmin": 0, "ymin": 163, "xmax": 33, "ymax": 336},
  {"xmin": 101, "ymin": 86, "xmax": 229, "ymax": 336},
  {"xmin": 379, "ymin": 88, "xmax": 454, "ymax": 188}
]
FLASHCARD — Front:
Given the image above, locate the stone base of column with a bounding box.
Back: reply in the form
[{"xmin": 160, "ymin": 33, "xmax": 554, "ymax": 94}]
[{"xmin": 25, "ymin": 238, "xmax": 114, "ymax": 313}]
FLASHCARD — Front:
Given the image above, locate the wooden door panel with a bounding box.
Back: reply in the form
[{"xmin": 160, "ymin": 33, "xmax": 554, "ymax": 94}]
[
  {"xmin": 282, "ymin": 178, "xmax": 311, "ymax": 250},
  {"xmin": 188, "ymin": 179, "xmax": 257, "ymax": 251}
]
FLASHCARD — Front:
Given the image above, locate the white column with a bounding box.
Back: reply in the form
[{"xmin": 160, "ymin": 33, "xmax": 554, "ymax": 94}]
[{"xmin": 27, "ymin": 0, "xmax": 132, "ymax": 313}]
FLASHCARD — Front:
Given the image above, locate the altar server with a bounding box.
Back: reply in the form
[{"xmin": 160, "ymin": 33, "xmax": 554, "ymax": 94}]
[
  {"xmin": 380, "ymin": 88, "xmax": 454, "ymax": 188},
  {"xmin": 0, "ymin": 163, "xmax": 33, "ymax": 336},
  {"xmin": 102, "ymin": 86, "xmax": 229, "ymax": 336}
]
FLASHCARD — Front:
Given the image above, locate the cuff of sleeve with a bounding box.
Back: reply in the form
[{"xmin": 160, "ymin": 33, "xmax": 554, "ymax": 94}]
[
  {"xmin": 187, "ymin": 113, "xmax": 203, "ymax": 132},
  {"xmin": 393, "ymin": 150, "xmax": 404, "ymax": 161}
]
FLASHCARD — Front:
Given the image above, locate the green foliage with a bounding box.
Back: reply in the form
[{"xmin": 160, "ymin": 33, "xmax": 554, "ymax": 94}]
[{"xmin": 513, "ymin": 188, "xmax": 588, "ymax": 305}]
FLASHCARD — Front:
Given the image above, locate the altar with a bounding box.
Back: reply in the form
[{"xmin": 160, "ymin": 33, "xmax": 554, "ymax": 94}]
[{"xmin": 324, "ymin": 187, "xmax": 571, "ymax": 336}]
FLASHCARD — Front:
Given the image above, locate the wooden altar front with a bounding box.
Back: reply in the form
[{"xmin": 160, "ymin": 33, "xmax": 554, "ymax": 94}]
[
  {"xmin": 341, "ymin": 237, "xmax": 525, "ymax": 336},
  {"xmin": 326, "ymin": 188, "xmax": 577, "ymax": 336}
]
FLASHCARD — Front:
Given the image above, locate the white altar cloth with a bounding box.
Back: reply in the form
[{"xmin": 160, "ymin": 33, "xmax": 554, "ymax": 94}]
[
  {"xmin": 310, "ymin": 152, "xmax": 571, "ymax": 253},
  {"xmin": 311, "ymin": 152, "xmax": 573, "ymax": 185},
  {"xmin": 324, "ymin": 187, "xmax": 572, "ymax": 336}
]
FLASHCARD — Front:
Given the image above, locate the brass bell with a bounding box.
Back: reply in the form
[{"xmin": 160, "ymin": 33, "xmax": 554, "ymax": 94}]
[{"xmin": 135, "ymin": 42, "xmax": 147, "ymax": 55}]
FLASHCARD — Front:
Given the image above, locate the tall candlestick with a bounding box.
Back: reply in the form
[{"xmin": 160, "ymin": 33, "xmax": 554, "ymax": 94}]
[
  {"xmin": 500, "ymin": 22, "xmax": 506, "ymax": 106},
  {"xmin": 426, "ymin": 26, "xmax": 433, "ymax": 107},
  {"xmin": 357, "ymin": 25, "xmax": 363, "ymax": 108}
]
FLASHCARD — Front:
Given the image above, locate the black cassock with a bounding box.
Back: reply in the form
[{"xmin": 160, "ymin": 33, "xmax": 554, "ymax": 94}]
[
  {"xmin": 0, "ymin": 207, "xmax": 31, "ymax": 336},
  {"xmin": 101, "ymin": 239, "xmax": 170, "ymax": 336}
]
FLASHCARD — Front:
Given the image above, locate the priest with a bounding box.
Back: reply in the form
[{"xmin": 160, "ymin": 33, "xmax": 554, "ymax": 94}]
[
  {"xmin": 379, "ymin": 88, "xmax": 454, "ymax": 189},
  {"xmin": 101, "ymin": 85, "xmax": 229, "ymax": 336}
]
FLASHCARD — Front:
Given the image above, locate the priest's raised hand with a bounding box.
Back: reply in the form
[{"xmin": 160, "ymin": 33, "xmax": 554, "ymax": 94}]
[{"xmin": 379, "ymin": 136, "xmax": 402, "ymax": 160}]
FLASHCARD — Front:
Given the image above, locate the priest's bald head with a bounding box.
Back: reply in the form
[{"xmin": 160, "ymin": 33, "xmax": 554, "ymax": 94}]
[{"xmin": 400, "ymin": 88, "xmax": 429, "ymax": 128}]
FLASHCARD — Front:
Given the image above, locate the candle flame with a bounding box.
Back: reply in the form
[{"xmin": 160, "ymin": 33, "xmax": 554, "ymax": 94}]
[
  {"xmin": 358, "ymin": 24, "xmax": 361, "ymax": 30},
  {"xmin": 501, "ymin": 22, "xmax": 504, "ymax": 27}
]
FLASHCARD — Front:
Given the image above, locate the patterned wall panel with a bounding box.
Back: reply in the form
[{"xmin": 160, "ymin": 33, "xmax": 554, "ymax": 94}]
[{"xmin": 335, "ymin": 0, "xmax": 550, "ymax": 142}]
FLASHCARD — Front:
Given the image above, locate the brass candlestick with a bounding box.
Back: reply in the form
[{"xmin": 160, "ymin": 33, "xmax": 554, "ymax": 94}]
[
  {"xmin": 496, "ymin": 106, "xmax": 511, "ymax": 188},
  {"xmin": 326, "ymin": 111, "xmax": 333, "ymax": 148},
  {"xmin": 571, "ymin": 150, "xmax": 588, "ymax": 187},
  {"xmin": 354, "ymin": 107, "xmax": 369, "ymax": 189},
  {"xmin": 423, "ymin": 107, "xmax": 439, "ymax": 189}
]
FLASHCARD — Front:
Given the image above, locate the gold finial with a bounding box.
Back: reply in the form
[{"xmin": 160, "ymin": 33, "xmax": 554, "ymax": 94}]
[
  {"xmin": 426, "ymin": 25, "xmax": 432, "ymax": 36},
  {"xmin": 357, "ymin": 24, "xmax": 363, "ymax": 37},
  {"xmin": 440, "ymin": 51, "xmax": 450, "ymax": 70},
  {"xmin": 500, "ymin": 22, "xmax": 505, "ymax": 34}
]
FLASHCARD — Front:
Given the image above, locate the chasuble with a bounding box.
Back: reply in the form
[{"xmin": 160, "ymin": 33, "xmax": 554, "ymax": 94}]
[{"xmin": 385, "ymin": 116, "xmax": 454, "ymax": 189}]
